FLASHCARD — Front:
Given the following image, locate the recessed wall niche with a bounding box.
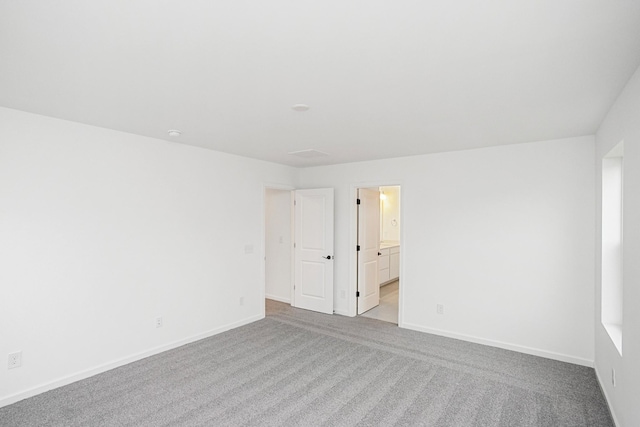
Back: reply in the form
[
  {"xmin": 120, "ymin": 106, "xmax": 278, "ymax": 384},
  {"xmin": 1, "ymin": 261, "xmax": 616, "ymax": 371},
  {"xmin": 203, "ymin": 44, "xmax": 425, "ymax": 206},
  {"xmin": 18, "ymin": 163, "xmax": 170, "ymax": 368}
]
[{"xmin": 601, "ymin": 140, "xmax": 624, "ymax": 355}]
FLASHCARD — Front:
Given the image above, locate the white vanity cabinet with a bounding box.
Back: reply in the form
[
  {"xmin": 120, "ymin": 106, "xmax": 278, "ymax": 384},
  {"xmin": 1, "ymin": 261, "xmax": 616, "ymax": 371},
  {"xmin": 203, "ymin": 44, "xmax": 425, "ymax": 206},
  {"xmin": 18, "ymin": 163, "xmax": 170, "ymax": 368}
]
[
  {"xmin": 378, "ymin": 248, "xmax": 390, "ymax": 284},
  {"xmin": 389, "ymin": 246, "xmax": 400, "ymax": 280},
  {"xmin": 378, "ymin": 244, "xmax": 400, "ymax": 285}
]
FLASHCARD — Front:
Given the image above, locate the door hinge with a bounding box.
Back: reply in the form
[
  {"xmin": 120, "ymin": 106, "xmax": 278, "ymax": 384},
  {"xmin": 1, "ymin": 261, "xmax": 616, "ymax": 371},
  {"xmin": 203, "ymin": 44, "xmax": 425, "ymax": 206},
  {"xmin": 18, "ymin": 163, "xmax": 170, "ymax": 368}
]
[
  {"xmin": 356, "ymin": 198, "xmax": 361, "ymax": 205},
  {"xmin": 294, "ymin": 199, "xmax": 297, "ymax": 206},
  {"xmin": 356, "ymin": 245, "xmax": 360, "ymax": 251},
  {"xmin": 356, "ymin": 291, "xmax": 360, "ymax": 297},
  {"xmin": 294, "ymin": 242, "xmax": 296, "ymax": 248}
]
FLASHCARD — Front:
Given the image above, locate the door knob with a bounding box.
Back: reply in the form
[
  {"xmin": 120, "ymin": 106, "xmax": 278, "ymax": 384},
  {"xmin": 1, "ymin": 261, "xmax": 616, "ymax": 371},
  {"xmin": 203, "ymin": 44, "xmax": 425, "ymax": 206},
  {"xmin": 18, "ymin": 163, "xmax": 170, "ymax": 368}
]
[
  {"xmin": 378, "ymin": 252, "xmax": 382, "ymax": 256},
  {"xmin": 322, "ymin": 255, "xmax": 332, "ymax": 260}
]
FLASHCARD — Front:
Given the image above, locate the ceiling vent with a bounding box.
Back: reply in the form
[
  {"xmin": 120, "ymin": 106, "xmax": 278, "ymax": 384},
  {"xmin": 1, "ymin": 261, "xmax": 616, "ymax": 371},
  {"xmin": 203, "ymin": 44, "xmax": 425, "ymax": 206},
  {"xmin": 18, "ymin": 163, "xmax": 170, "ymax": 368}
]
[{"xmin": 288, "ymin": 149, "xmax": 329, "ymax": 158}]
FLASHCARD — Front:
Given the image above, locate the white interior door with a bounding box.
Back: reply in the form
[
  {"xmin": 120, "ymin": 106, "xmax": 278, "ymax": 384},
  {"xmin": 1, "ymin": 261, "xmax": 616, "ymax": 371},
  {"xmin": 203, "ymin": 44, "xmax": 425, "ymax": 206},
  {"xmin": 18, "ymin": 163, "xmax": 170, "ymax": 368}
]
[
  {"xmin": 357, "ymin": 188, "xmax": 380, "ymax": 314},
  {"xmin": 293, "ymin": 188, "xmax": 334, "ymax": 314}
]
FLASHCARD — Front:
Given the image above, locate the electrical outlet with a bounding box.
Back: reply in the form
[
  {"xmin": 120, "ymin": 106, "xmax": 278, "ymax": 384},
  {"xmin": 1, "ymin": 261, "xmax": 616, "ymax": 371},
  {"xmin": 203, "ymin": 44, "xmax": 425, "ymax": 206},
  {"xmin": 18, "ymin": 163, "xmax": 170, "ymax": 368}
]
[
  {"xmin": 239, "ymin": 297, "xmax": 244, "ymax": 306},
  {"xmin": 244, "ymin": 244, "xmax": 254, "ymax": 254},
  {"xmin": 8, "ymin": 351, "xmax": 22, "ymax": 369},
  {"xmin": 436, "ymin": 304, "xmax": 444, "ymax": 315},
  {"xmin": 156, "ymin": 317, "xmax": 163, "ymax": 328},
  {"xmin": 612, "ymin": 368, "xmax": 616, "ymax": 387}
]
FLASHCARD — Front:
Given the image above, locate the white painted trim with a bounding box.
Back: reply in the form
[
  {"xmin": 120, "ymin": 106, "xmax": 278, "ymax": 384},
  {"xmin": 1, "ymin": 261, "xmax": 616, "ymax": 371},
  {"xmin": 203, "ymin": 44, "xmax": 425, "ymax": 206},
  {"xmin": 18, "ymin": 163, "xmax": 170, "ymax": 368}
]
[
  {"xmin": 401, "ymin": 322, "xmax": 594, "ymax": 367},
  {"xmin": 0, "ymin": 314, "xmax": 263, "ymax": 409},
  {"xmin": 595, "ymin": 365, "xmax": 620, "ymax": 427},
  {"xmin": 333, "ymin": 309, "xmax": 352, "ymax": 317},
  {"xmin": 265, "ymin": 294, "xmax": 291, "ymax": 304}
]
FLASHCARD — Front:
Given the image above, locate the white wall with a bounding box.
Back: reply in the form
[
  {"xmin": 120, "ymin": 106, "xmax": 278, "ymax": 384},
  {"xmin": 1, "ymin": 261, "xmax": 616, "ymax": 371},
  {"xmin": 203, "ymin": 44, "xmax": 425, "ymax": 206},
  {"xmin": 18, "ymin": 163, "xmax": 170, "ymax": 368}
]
[
  {"xmin": 264, "ymin": 188, "xmax": 292, "ymax": 302},
  {"xmin": 380, "ymin": 186, "xmax": 400, "ymax": 242},
  {"xmin": 0, "ymin": 107, "xmax": 296, "ymax": 406},
  {"xmin": 0, "ymin": 104, "xmax": 606, "ymax": 409},
  {"xmin": 299, "ymin": 136, "xmax": 595, "ymax": 365},
  {"xmin": 595, "ymin": 64, "xmax": 640, "ymax": 427}
]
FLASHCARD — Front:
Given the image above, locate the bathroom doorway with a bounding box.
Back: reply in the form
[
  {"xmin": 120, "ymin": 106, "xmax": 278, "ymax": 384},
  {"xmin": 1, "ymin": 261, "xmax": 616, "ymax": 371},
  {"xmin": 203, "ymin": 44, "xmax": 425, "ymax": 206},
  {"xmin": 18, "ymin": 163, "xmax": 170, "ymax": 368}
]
[{"xmin": 357, "ymin": 185, "xmax": 401, "ymax": 324}]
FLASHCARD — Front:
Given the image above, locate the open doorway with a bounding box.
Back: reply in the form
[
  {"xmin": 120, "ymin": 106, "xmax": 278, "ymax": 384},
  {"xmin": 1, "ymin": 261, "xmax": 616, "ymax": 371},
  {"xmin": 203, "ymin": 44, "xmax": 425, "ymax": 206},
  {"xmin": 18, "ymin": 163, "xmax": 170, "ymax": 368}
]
[
  {"xmin": 357, "ymin": 185, "xmax": 401, "ymax": 324},
  {"xmin": 263, "ymin": 186, "xmax": 335, "ymax": 316},
  {"xmin": 264, "ymin": 187, "xmax": 294, "ymax": 305}
]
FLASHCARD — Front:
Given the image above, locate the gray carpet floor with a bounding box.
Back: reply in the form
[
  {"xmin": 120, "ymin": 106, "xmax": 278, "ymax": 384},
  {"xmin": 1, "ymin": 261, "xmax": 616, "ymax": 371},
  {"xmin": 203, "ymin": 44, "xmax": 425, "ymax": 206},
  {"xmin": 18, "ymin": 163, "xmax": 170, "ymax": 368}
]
[{"xmin": 0, "ymin": 300, "xmax": 613, "ymax": 426}]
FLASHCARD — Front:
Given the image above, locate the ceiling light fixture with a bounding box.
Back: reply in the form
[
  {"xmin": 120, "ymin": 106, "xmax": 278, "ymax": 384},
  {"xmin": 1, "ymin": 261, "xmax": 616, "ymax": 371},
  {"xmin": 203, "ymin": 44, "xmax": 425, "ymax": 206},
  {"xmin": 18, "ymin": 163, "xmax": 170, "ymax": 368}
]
[
  {"xmin": 167, "ymin": 129, "xmax": 182, "ymax": 137},
  {"xmin": 291, "ymin": 104, "xmax": 310, "ymax": 112}
]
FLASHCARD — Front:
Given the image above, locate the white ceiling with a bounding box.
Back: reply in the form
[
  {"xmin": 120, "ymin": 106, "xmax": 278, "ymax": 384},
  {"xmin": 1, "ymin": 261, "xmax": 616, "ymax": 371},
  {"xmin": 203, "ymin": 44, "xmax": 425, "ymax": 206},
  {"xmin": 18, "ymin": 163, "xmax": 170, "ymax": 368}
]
[{"xmin": 2, "ymin": 1, "xmax": 640, "ymax": 167}]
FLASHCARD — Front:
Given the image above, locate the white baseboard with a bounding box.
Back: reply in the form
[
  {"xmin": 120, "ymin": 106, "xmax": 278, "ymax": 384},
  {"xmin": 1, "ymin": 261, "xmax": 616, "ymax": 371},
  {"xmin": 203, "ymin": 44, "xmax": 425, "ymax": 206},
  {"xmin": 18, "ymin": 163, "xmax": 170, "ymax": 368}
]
[
  {"xmin": 400, "ymin": 322, "xmax": 593, "ymax": 367},
  {"xmin": 0, "ymin": 314, "xmax": 263, "ymax": 409},
  {"xmin": 333, "ymin": 309, "xmax": 352, "ymax": 317},
  {"xmin": 595, "ymin": 365, "xmax": 620, "ymax": 427},
  {"xmin": 265, "ymin": 294, "xmax": 291, "ymax": 304}
]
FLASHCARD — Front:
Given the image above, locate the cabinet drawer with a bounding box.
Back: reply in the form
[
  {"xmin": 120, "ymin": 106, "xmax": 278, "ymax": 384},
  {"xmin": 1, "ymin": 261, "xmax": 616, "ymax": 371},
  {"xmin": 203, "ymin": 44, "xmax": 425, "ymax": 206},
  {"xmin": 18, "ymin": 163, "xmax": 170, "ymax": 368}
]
[{"xmin": 390, "ymin": 246, "xmax": 400, "ymax": 255}]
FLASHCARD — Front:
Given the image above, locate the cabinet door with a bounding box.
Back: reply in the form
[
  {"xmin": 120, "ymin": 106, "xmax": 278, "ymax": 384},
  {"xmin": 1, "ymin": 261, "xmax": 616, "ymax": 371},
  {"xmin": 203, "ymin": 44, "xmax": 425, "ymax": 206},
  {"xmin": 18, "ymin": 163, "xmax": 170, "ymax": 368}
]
[
  {"xmin": 379, "ymin": 268, "xmax": 390, "ymax": 284},
  {"xmin": 390, "ymin": 252, "xmax": 399, "ymax": 280},
  {"xmin": 378, "ymin": 248, "xmax": 390, "ymax": 269},
  {"xmin": 378, "ymin": 248, "xmax": 389, "ymax": 285}
]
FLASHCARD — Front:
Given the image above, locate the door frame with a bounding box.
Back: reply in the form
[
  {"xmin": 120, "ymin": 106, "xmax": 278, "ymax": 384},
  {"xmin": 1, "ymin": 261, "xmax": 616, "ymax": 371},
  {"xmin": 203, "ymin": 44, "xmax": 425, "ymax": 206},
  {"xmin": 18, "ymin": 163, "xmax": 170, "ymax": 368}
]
[
  {"xmin": 349, "ymin": 181, "xmax": 404, "ymax": 325},
  {"xmin": 261, "ymin": 183, "xmax": 295, "ymax": 319}
]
